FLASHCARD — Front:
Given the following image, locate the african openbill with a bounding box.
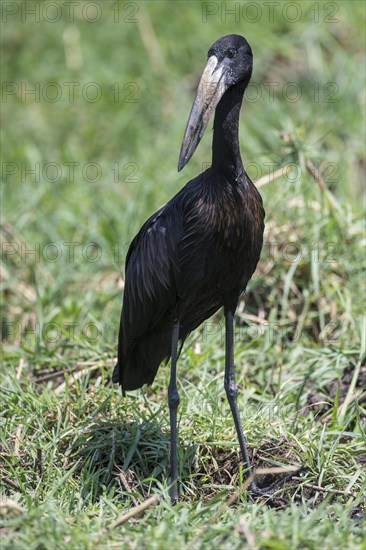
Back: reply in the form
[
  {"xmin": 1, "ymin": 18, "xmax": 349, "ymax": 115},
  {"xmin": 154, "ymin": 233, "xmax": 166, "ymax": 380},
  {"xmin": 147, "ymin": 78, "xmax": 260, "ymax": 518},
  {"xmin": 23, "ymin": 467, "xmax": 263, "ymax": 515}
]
[{"xmin": 113, "ymin": 34, "xmax": 301, "ymax": 503}]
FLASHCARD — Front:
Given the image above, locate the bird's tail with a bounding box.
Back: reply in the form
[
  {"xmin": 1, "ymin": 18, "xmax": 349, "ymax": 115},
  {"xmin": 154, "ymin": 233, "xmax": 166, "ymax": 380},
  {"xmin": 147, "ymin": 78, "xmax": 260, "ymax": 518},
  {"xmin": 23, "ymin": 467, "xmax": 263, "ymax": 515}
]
[
  {"xmin": 112, "ymin": 363, "xmax": 120, "ymax": 384},
  {"xmin": 114, "ymin": 327, "xmax": 172, "ymax": 392}
]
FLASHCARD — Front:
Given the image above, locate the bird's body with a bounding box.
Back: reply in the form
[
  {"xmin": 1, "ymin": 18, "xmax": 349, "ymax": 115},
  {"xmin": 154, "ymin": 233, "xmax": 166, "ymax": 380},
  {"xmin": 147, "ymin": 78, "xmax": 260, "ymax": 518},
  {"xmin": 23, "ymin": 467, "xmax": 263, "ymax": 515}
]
[
  {"xmin": 114, "ymin": 34, "xmax": 301, "ymax": 502},
  {"xmin": 114, "ymin": 166, "xmax": 264, "ymax": 391}
]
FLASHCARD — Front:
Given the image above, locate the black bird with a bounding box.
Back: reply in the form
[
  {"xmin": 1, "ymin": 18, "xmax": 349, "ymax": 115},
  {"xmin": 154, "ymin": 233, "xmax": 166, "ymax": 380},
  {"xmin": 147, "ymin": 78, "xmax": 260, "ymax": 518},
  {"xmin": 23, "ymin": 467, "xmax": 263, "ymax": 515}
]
[{"xmin": 113, "ymin": 34, "xmax": 300, "ymax": 503}]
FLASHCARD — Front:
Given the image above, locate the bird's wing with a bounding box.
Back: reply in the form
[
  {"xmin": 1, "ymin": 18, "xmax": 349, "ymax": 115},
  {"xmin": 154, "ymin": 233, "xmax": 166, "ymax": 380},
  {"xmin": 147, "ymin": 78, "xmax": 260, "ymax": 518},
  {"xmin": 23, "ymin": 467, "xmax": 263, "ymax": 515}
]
[{"xmin": 120, "ymin": 202, "xmax": 182, "ymax": 355}]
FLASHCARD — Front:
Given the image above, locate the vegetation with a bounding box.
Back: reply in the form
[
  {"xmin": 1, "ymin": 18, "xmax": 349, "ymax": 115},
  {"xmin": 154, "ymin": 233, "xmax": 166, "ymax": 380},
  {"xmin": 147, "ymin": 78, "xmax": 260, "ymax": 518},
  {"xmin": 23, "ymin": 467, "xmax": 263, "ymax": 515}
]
[{"xmin": 1, "ymin": 1, "xmax": 365, "ymax": 548}]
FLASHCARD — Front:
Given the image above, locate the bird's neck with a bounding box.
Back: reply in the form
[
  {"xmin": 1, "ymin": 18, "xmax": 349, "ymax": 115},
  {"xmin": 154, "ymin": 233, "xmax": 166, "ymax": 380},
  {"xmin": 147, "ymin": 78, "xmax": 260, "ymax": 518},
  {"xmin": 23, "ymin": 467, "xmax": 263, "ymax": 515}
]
[{"xmin": 211, "ymin": 81, "xmax": 246, "ymax": 179}]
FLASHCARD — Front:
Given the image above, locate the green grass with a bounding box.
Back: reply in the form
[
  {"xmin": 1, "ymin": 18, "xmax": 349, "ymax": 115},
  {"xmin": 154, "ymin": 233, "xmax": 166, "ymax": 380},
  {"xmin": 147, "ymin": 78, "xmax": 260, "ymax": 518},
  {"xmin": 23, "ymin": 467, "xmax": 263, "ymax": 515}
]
[{"xmin": 1, "ymin": 1, "xmax": 366, "ymax": 548}]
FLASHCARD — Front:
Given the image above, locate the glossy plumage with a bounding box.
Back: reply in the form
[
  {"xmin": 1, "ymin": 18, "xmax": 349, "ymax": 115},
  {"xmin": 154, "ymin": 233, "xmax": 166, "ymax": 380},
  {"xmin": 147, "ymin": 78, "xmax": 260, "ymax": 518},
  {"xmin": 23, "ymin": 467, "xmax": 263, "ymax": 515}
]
[{"xmin": 114, "ymin": 168, "xmax": 264, "ymax": 391}]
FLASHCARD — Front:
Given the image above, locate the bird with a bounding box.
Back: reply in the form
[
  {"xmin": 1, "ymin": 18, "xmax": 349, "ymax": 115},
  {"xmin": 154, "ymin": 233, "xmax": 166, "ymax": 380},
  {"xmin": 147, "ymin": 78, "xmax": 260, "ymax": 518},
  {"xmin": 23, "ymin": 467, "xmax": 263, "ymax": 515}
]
[{"xmin": 113, "ymin": 34, "xmax": 302, "ymax": 503}]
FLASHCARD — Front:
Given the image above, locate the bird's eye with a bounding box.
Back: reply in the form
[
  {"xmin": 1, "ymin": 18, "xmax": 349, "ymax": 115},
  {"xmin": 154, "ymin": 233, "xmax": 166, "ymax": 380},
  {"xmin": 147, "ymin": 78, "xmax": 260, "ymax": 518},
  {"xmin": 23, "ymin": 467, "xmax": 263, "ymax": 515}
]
[{"xmin": 227, "ymin": 49, "xmax": 236, "ymax": 59}]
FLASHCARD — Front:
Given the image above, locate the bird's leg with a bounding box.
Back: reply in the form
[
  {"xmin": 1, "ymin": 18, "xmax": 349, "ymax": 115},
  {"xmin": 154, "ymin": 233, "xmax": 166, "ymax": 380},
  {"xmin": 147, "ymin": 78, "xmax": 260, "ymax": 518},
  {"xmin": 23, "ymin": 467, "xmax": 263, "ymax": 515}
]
[
  {"xmin": 168, "ymin": 317, "xmax": 180, "ymax": 505},
  {"xmin": 224, "ymin": 306, "xmax": 304, "ymax": 497},
  {"xmin": 224, "ymin": 306, "xmax": 254, "ymax": 481}
]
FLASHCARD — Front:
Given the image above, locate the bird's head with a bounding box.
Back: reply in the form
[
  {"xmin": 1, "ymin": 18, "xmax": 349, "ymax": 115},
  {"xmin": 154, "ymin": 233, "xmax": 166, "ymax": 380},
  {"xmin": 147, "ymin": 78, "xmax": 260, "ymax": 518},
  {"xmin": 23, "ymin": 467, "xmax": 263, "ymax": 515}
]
[{"xmin": 178, "ymin": 35, "xmax": 253, "ymax": 171}]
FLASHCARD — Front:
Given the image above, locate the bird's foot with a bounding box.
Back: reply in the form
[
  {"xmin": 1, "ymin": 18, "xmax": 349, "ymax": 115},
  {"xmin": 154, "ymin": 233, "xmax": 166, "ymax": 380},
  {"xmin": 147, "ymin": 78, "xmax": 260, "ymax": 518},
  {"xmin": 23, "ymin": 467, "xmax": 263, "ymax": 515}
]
[{"xmin": 250, "ymin": 465, "xmax": 306, "ymax": 500}]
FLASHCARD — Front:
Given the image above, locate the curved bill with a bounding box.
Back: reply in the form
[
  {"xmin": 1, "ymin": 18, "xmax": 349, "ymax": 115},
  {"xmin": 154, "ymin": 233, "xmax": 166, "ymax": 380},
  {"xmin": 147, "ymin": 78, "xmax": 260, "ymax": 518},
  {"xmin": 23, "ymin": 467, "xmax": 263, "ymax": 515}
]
[{"xmin": 178, "ymin": 55, "xmax": 228, "ymax": 171}]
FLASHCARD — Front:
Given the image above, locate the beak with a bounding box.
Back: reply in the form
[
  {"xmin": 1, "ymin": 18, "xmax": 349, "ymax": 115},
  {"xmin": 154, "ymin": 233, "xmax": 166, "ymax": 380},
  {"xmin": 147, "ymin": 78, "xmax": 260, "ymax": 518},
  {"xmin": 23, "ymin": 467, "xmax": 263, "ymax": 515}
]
[{"xmin": 178, "ymin": 55, "xmax": 228, "ymax": 171}]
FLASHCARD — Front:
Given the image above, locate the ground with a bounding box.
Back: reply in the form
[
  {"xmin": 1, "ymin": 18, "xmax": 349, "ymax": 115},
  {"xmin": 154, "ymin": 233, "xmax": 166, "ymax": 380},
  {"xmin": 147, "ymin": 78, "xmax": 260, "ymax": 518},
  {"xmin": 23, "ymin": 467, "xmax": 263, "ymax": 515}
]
[{"xmin": 1, "ymin": 1, "xmax": 365, "ymax": 549}]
